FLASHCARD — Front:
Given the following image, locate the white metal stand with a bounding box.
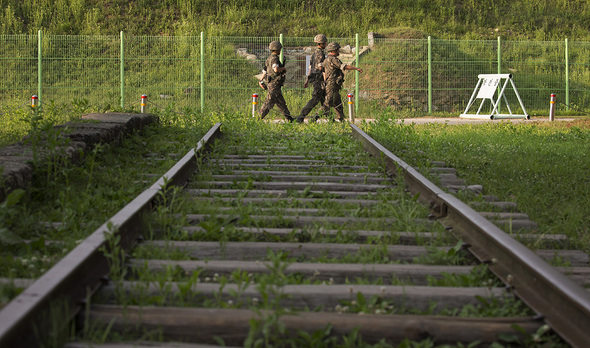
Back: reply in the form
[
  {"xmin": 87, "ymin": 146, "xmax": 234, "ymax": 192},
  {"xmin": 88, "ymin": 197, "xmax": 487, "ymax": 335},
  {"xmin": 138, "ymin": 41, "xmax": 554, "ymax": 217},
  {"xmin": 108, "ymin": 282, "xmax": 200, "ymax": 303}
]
[{"xmin": 460, "ymin": 74, "xmax": 529, "ymax": 120}]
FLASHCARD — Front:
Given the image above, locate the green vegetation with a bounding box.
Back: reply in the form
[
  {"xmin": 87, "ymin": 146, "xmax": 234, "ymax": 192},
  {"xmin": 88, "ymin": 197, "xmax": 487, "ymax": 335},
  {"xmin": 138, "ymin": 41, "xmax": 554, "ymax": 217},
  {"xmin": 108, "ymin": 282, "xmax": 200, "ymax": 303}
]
[
  {"xmin": 0, "ymin": 105, "xmax": 217, "ymax": 288},
  {"xmin": 3, "ymin": 32, "xmax": 588, "ymax": 120},
  {"xmin": 0, "ymin": 110, "xmax": 573, "ymax": 346},
  {"xmin": 126, "ymin": 119, "xmax": 522, "ymax": 301},
  {"xmin": 2, "ymin": 0, "xmax": 590, "ymax": 40},
  {"xmin": 3, "ymin": 2, "xmax": 590, "ymax": 119},
  {"xmin": 364, "ymin": 116, "xmax": 590, "ymax": 252},
  {"xmin": 0, "ymin": 1, "xmax": 585, "ymax": 346},
  {"xmin": 0, "ymin": 101, "xmax": 91, "ymax": 147}
]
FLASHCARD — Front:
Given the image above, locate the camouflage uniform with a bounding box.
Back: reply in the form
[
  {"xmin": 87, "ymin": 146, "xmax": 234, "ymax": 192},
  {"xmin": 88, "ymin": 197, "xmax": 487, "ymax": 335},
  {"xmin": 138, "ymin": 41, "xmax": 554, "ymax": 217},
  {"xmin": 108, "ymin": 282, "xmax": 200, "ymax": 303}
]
[
  {"xmin": 319, "ymin": 55, "xmax": 346, "ymax": 122},
  {"xmin": 297, "ymin": 46, "xmax": 325, "ymax": 123},
  {"xmin": 259, "ymin": 53, "xmax": 293, "ymax": 122}
]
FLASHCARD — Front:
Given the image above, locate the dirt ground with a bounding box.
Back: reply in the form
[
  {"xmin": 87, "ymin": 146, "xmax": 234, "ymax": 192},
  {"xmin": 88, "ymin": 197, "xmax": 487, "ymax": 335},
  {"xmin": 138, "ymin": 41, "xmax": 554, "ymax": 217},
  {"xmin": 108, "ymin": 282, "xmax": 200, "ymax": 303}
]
[
  {"xmin": 273, "ymin": 116, "xmax": 579, "ymax": 125},
  {"xmin": 393, "ymin": 116, "xmax": 575, "ymax": 125}
]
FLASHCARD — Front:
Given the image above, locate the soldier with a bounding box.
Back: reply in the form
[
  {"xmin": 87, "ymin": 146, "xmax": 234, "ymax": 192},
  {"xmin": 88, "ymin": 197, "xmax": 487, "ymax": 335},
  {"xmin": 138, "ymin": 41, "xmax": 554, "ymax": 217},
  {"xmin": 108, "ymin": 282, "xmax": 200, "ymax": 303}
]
[
  {"xmin": 258, "ymin": 40, "xmax": 294, "ymax": 122},
  {"xmin": 296, "ymin": 34, "xmax": 327, "ymax": 123},
  {"xmin": 318, "ymin": 42, "xmax": 363, "ymax": 122}
]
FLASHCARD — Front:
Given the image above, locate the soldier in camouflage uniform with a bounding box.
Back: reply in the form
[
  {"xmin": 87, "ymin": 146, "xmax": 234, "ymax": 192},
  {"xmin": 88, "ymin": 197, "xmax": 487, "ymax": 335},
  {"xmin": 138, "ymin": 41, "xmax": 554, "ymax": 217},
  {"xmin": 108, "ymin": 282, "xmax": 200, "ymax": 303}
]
[
  {"xmin": 258, "ymin": 41, "xmax": 294, "ymax": 122},
  {"xmin": 296, "ymin": 34, "xmax": 327, "ymax": 123},
  {"xmin": 319, "ymin": 42, "xmax": 363, "ymax": 122}
]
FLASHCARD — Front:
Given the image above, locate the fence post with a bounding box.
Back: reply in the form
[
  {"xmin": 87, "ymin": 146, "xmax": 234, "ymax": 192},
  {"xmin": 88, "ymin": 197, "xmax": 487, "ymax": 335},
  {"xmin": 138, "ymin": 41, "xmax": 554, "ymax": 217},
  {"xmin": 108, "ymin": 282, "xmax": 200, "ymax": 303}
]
[
  {"xmin": 355, "ymin": 33, "xmax": 359, "ymax": 115},
  {"xmin": 347, "ymin": 93, "xmax": 354, "ymax": 122},
  {"xmin": 497, "ymin": 36, "xmax": 502, "ymax": 113},
  {"xmin": 37, "ymin": 30, "xmax": 42, "ymax": 104},
  {"xmin": 428, "ymin": 36, "xmax": 432, "ymax": 114},
  {"xmin": 549, "ymin": 93, "xmax": 556, "ymax": 121},
  {"xmin": 120, "ymin": 31, "xmax": 125, "ymax": 109},
  {"xmin": 141, "ymin": 94, "xmax": 147, "ymax": 113},
  {"xmin": 497, "ymin": 36, "xmax": 502, "ymax": 74},
  {"xmin": 200, "ymin": 32, "xmax": 205, "ymax": 113},
  {"xmin": 565, "ymin": 38, "xmax": 570, "ymax": 111},
  {"xmin": 252, "ymin": 93, "xmax": 258, "ymax": 117}
]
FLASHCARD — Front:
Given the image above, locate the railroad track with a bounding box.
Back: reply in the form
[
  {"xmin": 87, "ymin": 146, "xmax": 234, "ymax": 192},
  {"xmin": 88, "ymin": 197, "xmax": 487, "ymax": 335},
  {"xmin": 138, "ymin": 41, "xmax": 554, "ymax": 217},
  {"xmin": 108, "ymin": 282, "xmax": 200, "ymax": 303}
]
[{"xmin": 1, "ymin": 121, "xmax": 589, "ymax": 347}]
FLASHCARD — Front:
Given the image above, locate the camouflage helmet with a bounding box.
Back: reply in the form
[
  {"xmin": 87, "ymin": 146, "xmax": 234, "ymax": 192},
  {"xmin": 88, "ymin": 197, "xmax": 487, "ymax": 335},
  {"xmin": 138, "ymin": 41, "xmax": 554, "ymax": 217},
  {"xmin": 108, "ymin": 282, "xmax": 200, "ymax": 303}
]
[
  {"xmin": 269, "ymin": 41, "xmax": 283, "ymax": 51},
  {"xmin": 326, "ymin": 42, "xmax": 341, "ymax": 52},
  {"xmin": 314, "ymin": 34, "xmax": 327, "ymax": 44}
]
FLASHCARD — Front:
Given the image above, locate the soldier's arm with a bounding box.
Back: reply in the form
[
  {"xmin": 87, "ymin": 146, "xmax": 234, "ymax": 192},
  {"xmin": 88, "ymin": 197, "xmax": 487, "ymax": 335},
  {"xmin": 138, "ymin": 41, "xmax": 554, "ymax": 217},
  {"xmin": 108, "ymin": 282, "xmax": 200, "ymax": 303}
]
[
  {"xmin": 272, "ymin": 64, "xmax": 286, "ymax": 73},
  {"xmin": 259, "ymin": 70, "xmax": 267, "ymax": 89},
  {"xmin": 343, "ymin": 64, "xmax": 363, "ymax": 73},
  {"xmin": 270, "ymin": 55, "xmax": 286, "ymax": 73}
]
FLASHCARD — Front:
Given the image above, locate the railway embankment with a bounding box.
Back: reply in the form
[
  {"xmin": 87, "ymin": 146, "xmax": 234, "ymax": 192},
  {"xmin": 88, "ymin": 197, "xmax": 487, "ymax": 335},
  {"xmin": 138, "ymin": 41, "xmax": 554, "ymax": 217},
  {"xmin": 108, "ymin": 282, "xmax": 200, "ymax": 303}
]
[{"xmin": 0, "ymin": 112, "xmax": 157, "ymax": 202}]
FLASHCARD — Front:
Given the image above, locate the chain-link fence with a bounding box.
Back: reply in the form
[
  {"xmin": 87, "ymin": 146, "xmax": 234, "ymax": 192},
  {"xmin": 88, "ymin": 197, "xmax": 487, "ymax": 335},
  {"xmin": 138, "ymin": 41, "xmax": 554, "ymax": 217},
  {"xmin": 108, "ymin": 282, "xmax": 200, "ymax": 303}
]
[{"xmin": 2, "ymin": 32, "xmax": 590, "ymax": 117}]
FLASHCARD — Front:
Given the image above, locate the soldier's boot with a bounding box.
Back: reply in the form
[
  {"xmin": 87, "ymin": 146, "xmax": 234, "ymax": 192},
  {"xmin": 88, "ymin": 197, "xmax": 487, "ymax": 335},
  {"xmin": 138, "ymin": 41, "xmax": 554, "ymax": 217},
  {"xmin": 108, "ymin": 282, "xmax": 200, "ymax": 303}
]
[
  {"xmin": 285, "ymin": 115, "xmax": 295, "ymax": 123},
  {"xmin": 296, "ymin": 115, "xmax": 305, "ymax": 123}
]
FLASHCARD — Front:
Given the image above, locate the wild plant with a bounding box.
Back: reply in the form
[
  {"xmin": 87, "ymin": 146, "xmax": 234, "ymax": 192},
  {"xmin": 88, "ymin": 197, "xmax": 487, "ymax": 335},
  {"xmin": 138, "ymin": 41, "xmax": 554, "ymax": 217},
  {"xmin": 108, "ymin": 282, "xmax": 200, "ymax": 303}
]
[
  {"xmin": 22, "ymin": 105, "xmax": 74, "ymax": 186},
  {"xmin": 82, "ymin": 143, "xmax": 105, "ymax": 196},
  {"xmin": 175, "ymin": 268, "xmax": 202, "ymax": 305},
  {"xmin": 80, "ymin": 291, "xmax": 116, "ymax": 345},
  {"xmin": 337, "ymin": 291, "xmax": 398, "ymax": 316},
  {"xmin": 506, "ymin": 324, "xmax": 568, "ymax": 348},
  {"xmin": 413, "ymin": 240, "xmax": 470, "ymax": 266},
  {"xmin": 426, "ymin": 264, "xmax": 501, "ymax": 288},
  {"xmin": 0, "ymin": 189, "xmax": 25, "ymax": 246},
  {"xmin": 226, "ymin": 270, "xmax": 252, "ymax": 308},
  {"xmin": 244, "ymin": 250, "xmax": 293, "ymax": 347},
  {"xmin": 154, "ymin": 264, "xmax": 176, "ymax": 306},
  {"xmin": 32, "ymin": 298, "xmax": 75, "ymax": 348},
  {"xmin": 151, "ymin": 177, "xmax": 184, "ymax": 240},
  {"xmin": 99, "ymin": 223, "xmax": 127, "ymax": 304}
]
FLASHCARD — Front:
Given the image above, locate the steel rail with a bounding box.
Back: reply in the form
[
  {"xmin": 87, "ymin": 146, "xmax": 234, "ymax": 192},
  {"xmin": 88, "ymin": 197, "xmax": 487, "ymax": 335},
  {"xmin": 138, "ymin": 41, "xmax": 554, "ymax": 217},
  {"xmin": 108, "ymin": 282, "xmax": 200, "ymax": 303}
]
[
  {"xmin": 350, "ymin": 123, "xmax": 590, "ymax": 348},
  {"xmin": 0, "ymin": 122, "xmax": 222, "ymax": 348}
]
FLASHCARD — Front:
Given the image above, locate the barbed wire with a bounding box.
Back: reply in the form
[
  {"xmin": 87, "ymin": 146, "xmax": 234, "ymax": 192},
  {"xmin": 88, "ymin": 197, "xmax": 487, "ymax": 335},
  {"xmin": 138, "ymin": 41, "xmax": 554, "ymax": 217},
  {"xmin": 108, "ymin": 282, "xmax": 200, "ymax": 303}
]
[
  {"xmin": 262, "ymin": 95, "xmax": 345, "ymax": 120},
  {"xmin": 127, "ymin": 96, "xmax": 252, "ymax": 116},
  {"xmin": 554, "ymin": 100, "xmax": 590, "ymax": 116},
  {"xmin": 0, "ymin": 93, "xmax": 346, "ymax": 119},
  {"xmin": 124, "ymin": 99, "xmax": 140, "ymax": 108},
  {"xmin": 229, "ymin": 99, "xmax": 252, "ymax": 113},
  {"xmin": 0, "ymin": 101, "xmax": 35, "ymax": 116},
  {"xmin": 146, "ymin": 100, "xmax": 184, "ymax": 115}
]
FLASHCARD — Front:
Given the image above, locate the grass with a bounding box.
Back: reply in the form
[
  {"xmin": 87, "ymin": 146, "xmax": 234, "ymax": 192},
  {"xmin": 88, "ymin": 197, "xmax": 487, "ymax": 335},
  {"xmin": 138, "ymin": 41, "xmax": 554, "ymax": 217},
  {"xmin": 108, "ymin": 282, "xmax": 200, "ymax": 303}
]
[
  {"xmin": 0, "ymin": 106, "xmax": 572, "ymax": 346},
  {"xmin": 4, "ymin": 34, "xmax": 590, "ymax": 121},
  {"xmin": 363, "ymin": 115, "xmax": 590, "ymax": 252},
  {"xmin": 121, "ymin": 116, "xmax": 537, "ymax": 323},
  {"xmin": 3, "ymin": 0, "xmax": 590, "ymax": 40},
  {"xmin": 0, "ymin": 99, "xmax": 126, "ymax": 148},
  {"xmin": 0, "ymin": 103, "xmax": 217, "ymax": 294},
  {"xmin": 4, "ymin": 0, "xmax": 590, "ymax": 125}
]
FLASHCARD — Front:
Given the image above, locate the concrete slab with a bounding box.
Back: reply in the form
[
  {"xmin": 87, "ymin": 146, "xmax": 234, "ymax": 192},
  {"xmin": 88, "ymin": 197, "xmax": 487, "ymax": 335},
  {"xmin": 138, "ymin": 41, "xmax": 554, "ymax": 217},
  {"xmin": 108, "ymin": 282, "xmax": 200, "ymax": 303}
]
[
  {"xmin": 0, "ymin": 112, "xmax": 159, "ymax": 202},
  {"xmin": 0, "ymin": 144, "xmax": 34, "ymax": 159},
  {"xmin": 0, "ymin": 162, "xmax": 33, "ymax": 195},
  {"xmin": 82, "ymin": 113, "xmax": 157, "ymax": 130},
  {"xmin": 56, "ymin": 122, "xmax": 127, "ymax": 147}
]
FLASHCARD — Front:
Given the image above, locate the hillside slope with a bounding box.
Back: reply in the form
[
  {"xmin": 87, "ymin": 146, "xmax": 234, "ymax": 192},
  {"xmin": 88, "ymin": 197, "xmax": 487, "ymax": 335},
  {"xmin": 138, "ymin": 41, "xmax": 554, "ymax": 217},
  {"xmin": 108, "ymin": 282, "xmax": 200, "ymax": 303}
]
[{"xmin": 1, "ymin": 0, "xmax": 590, "ymax": 40}]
